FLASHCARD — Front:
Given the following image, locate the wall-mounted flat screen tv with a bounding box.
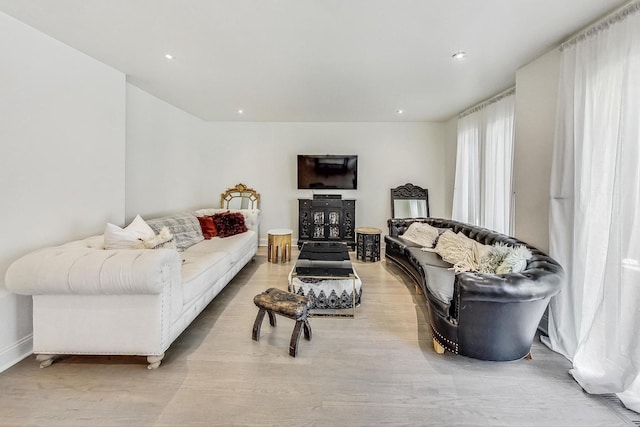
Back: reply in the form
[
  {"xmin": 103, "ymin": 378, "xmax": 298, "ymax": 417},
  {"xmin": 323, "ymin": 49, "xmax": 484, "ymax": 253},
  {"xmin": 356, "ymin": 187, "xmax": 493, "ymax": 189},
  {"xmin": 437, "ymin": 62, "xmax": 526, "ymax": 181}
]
[{"xmin": 297, "ymin": 155, "xmax": 358, "ymax": 190}]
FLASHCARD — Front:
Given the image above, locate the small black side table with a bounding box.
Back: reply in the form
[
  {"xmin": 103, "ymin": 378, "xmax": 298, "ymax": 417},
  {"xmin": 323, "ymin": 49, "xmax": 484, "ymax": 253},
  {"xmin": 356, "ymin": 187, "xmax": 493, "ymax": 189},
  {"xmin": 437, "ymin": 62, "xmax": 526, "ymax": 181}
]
[{"xmin": 356, "ymin": 227, "xmax": 382, "ymax": 262}]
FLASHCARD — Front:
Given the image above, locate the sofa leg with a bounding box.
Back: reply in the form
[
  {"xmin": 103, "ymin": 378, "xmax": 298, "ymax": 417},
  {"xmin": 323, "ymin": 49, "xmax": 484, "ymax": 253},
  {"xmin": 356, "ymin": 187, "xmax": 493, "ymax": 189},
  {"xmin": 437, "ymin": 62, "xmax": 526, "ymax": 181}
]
[
  {"xmin": 432, "ymin": 338, "xmax": 445, "ymax": 355},
  {"xmin": 36, "ymin": 354, "xmax": 58, "ymax": 368},
  {"xmin": 147, "ymin": 353, "xmax": 165, "ymax": 369},
  {"xmin": 525, "ymin": 352, "xmax": 533, "ymax": 360}
]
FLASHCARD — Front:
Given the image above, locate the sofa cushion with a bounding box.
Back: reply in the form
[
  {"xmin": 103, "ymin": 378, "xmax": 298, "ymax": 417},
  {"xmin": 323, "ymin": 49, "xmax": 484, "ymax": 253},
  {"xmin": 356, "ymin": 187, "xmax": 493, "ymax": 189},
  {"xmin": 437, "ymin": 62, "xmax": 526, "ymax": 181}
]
[
  {"xmin": 212, "ymin": 212, "xmax": 247, "ymax": 237},
  {"xmin": 406, "ymin": 247, "xmax": 454, "ymax": 304},
  {"xmin": 195, "ymin": 208, "xmax": 261, "ymax": 232},
  {"xmin": 423, "ymin": 265, "xmax": 456, "ymax": 304},
  {"xmin": 104, "ymin": 215, "xmax": 155, "ymax": 250},
  {"xmin": 180, "ymin": 250, "xmax": 232, "ymax": 304},
  {"xmin": 147, "ymin": 212, "xmax": 204, "ymax": 251},
  {"xmin": 186, "ymin": 230, "xmax": 257, "ymax": 264},
  {"xmin": 197, "ymin": 216, "xmax": 218, "ymax": 239}
]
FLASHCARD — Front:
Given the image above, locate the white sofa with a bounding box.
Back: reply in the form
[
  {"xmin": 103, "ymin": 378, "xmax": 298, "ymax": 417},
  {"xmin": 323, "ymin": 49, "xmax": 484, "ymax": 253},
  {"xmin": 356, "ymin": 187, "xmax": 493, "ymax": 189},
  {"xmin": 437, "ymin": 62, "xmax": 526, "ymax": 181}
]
[{"xmin": 5, "ymin": 208, "xmax": 261, "ymax": 369}]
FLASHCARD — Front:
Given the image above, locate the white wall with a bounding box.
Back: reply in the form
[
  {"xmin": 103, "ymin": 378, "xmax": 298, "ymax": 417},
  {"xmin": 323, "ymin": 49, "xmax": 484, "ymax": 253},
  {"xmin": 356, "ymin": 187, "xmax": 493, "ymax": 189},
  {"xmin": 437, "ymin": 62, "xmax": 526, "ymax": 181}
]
[
  {"xmin": 0, "ymin": 12, "xmax": 126, "ymax": 372},
  {"xmin": 125, "ymin": 85, "xmax": 206, "ymax": 220},
  {"xmin": 124, "ymin": 96, "xmax": 447, "ymax": 243},
  {"xmin": 513, "ymin": 49, "xmax": 561, "ymax": 252},
  {"xmin": 442, "ymin": 117, "xmax": 458, "ymax": 219},
  {"xmin": 199, "ymin": 122, "xmax": 446, "ymax": 244}
]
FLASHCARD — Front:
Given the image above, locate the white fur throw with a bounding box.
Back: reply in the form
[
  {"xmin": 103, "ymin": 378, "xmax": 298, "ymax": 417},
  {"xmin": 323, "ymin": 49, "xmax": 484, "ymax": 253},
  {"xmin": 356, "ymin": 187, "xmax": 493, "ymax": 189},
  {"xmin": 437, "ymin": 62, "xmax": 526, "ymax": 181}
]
[
  {"xmin": 476, "ymin": 243, "xmax": 532, "ymax": 274},
  {"xmin": 137, "ymin": 227, "xmax": 177, "ymax": 250},
  {"xmin": 477, "ymin": 242, "xmax": 512, "ymax": 273},
  {"xmin": 401, "ymin": 222, "xmax": 441, "ymax": 248},
  {"xmin": 496, "ymin": 245, "xmax": 532, "ymax": 274}
]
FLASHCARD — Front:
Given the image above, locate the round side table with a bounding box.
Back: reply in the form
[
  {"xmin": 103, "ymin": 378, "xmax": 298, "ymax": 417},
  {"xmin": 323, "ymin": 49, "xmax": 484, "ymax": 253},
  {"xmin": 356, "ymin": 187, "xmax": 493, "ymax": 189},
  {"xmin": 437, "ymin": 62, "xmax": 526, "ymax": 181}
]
[
  {"xmin": 267, "ymin": 229, "xmax": 293, "ymax": 263},
  {"xmin": 356, "ymin": 227, "xmax": 382, "ymax": 262}
]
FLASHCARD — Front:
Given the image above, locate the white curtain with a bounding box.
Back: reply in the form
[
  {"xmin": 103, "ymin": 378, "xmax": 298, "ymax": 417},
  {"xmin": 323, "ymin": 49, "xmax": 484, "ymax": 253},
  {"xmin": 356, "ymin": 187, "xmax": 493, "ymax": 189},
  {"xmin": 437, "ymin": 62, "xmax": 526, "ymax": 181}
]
[
  {"xmin": 452, "ymin": 92, "xmax": 515, "ymax": 234},
  {"xmin": 547, "ymin": 3, "xmax": 640, "ymax": 413},
  {"xmin": 452, "ymin": 113, "xmax": 481, "ymax": 225}
]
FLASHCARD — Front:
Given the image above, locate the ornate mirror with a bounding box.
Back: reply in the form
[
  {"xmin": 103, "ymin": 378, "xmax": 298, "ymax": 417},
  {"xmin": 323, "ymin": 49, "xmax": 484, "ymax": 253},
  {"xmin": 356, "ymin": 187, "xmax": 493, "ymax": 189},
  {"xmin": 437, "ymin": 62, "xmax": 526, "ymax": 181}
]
[
  {"xmin": 390, "ymin": 183, "xmax": 429, "ymax": 218},
  {"xmin": 220, "ymin": 183, "xmax": 260, "ymax": 209}
]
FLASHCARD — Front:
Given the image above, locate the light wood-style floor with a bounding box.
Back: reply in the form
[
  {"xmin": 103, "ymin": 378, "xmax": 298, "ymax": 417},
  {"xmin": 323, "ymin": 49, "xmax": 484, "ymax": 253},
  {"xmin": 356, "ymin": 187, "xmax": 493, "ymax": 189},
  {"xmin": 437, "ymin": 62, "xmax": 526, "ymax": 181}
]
[{"xmin": 0, "ymin": 247, "xmax": 632, "ymax": 427}]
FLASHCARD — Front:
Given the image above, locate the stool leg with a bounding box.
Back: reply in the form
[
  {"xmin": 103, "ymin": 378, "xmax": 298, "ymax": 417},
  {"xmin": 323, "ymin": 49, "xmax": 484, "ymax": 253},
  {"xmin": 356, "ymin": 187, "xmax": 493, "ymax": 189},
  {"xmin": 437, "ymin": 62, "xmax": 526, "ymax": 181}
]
[
  {"xmin": 252, "ymin": 308, "xmax": 266, "ymax": 341},
  {"xmin": 303, "ymin": 318, "xmax": 312, "ymax": 341},
  {"xmin": 267, "ymin": 241, "xmax": 273, "ymax": 262},
  {"xmin": 289, "ymin": 320, "xmax": 305, "ymax": 357},
  {"xmin": 267, "ymin": 310, "xmax": 277, "ymax": 327},
  {"xmin": 284, "ymin": 242, "xmax": 291, "ymax": 262}
]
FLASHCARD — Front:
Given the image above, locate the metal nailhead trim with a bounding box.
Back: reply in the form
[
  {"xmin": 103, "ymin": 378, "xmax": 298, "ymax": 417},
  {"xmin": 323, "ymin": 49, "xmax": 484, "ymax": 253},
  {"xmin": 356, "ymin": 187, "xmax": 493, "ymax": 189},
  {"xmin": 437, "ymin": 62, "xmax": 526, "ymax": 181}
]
[{"xmin": 431, "ymin": 326, "xmax": 459, "ymax": 353}]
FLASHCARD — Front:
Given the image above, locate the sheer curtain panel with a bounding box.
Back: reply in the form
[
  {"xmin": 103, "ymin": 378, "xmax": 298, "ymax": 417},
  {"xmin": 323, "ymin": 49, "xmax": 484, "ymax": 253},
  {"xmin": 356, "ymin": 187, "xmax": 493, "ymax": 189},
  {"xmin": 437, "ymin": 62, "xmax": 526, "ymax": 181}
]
[
  {"xmin": 452, "ymin": 113, "xmax": 481, "ymax": 226},
  {"xmin": 482, "ymin": 95, "xmax": 515, "ymax": 234},
  {"xmin": 452, "ymin": 91, "xmax": 515, "ymax": 234},
  {"xmin": 547, "ymin": 2, "xmax": 640, "ymax": 413}
]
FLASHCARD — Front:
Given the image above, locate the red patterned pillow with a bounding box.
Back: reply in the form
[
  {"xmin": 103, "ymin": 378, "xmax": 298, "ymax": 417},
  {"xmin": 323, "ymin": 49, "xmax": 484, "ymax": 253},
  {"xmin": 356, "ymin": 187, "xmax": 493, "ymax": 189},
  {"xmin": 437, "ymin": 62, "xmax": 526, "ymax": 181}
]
[
  {"xmin": 212, "ymin": 212, "xmax": 247, "ymax": 238},
  {"xmin": 197, "ymin": 216, "xmax": 218, "ymax": 239}
]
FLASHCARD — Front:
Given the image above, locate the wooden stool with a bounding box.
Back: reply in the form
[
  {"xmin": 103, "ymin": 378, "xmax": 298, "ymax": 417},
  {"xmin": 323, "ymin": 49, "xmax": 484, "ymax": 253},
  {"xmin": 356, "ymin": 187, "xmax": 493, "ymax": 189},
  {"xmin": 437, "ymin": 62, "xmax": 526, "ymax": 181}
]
[
  {"xmin": 356, "ymin": 227, "xmax": 382, "ymax": 262},
  {"xmin": 252, "ymin": 288, "xmax": 312, "ymax": 357},
  {"xmin": 267, "ymin": 229, "xmax": 292, "ymax": 263}
]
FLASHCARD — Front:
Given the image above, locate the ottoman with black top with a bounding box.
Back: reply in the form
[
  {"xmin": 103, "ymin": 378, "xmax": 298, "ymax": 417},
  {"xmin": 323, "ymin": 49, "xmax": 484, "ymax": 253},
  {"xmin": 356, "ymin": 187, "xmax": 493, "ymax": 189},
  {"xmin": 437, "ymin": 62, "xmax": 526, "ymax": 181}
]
[{"xmin": 252, "ymin": 288, "xmax": 312, "ymax": 357}]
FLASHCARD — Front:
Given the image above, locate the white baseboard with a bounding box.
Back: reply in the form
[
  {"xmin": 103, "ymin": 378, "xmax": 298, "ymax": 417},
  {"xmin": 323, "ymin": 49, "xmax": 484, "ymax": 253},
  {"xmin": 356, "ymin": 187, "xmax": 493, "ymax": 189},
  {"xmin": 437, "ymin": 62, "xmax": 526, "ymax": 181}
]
[{"xmin": 0, "ymin": 334, "xmax": 33, "ymax": 373}]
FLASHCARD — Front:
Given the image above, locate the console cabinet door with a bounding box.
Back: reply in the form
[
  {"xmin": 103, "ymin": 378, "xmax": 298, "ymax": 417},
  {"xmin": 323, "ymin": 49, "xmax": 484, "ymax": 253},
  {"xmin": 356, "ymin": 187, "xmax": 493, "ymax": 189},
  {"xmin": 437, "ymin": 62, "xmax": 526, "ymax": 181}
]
[
  {"xmin": 297, "ymin": 199, "xmax": 356, "ymax": 248},
  {"xmin": 298, "ymin": 199, "xmax": 312, "ymax": 240},
  {"xmin": 343, "ymin": 200, "xmax": 355, "ymax": 240}
]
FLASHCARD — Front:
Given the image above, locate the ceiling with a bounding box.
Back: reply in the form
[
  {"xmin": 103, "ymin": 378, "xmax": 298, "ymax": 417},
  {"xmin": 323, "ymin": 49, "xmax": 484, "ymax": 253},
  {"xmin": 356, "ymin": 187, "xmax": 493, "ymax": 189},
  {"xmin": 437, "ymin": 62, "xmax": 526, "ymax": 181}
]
[{"xmin": 0, "ymin": 0, "xmax": 628, "ymax": 122}]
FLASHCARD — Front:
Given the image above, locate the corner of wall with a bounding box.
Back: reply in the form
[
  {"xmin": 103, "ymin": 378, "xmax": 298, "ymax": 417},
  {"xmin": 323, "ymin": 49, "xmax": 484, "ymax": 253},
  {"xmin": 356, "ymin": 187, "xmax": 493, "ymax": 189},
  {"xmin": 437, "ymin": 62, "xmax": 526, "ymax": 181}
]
[
  {"xmin": 442, "ymin": 117, "xmax": 458, "ymax": 219},
  {"xmin": 0, "ymin": 292, "xmax": 33, "ymax": 373},
  {"xmin": 513, "ymin": 48, "xmax": 561, "ymax": 252}
]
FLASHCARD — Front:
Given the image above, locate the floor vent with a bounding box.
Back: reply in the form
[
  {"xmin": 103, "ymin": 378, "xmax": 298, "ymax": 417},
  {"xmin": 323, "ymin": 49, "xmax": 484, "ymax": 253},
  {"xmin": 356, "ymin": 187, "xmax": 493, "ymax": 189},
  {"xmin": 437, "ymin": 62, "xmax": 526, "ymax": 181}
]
[{"xmin": 599, "ymin": 394, "xmax": 640, "ymax": 426}]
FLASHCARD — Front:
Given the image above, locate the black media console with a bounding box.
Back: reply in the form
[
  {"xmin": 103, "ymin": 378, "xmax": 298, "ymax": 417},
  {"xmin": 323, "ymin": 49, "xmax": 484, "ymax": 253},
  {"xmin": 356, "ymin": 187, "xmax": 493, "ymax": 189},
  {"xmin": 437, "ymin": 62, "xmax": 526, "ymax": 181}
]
[{"xmin": 297, "ymin": 195, "xmax": 356, "ymax": 249}]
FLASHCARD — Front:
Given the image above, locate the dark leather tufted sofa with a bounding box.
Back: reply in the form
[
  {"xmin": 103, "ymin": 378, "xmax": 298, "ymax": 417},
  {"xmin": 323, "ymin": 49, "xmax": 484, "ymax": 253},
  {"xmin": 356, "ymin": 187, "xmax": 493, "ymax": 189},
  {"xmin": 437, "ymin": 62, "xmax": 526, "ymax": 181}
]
[{"xmin": 385, "ymin": 217, "xmax": 564, "ymax": 361}]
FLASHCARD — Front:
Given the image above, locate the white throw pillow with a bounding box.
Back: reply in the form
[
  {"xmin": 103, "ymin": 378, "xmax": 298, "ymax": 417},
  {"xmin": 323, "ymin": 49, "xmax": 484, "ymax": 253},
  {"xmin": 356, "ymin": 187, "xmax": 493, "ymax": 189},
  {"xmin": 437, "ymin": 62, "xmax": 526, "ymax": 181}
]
[
  {"xmin": 401, "ymin": 222, "xmax": 440, "ymax": 248},
  {"xmin": 104, "ymin": 215, "xmax": 156, "ymax": 250}
]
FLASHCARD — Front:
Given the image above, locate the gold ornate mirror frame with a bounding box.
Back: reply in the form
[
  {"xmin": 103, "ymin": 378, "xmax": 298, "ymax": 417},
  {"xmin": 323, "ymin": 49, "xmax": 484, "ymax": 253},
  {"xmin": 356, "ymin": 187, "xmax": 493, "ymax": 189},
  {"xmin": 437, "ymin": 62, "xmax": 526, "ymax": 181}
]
[{"xmin": 220, "ymin": 183, "xmax": 260, "ymax": 209}]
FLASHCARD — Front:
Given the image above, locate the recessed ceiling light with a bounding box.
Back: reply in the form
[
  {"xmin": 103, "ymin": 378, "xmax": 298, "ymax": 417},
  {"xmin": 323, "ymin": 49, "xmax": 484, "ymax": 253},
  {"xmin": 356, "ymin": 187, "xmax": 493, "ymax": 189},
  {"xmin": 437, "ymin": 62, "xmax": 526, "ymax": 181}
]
[
  {"xmin": 397, "ymin": 109, "xmax": 404, "ymax": 115},
  {"xmin": 165, "ymin": 53, "xmax": 174, "ymax": 60},
  {"xmin": 452, "ymin": 51, "xmax": 466, "ymax": 60},
  {"xmin": 237, "ymin": 109, "xmax": 244, "ymax": 114}
]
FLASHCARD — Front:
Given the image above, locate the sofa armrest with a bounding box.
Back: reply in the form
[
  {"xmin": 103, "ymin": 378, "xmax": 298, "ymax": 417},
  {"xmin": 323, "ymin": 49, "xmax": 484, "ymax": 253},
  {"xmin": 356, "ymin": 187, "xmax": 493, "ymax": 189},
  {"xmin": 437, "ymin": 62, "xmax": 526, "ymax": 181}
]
[
  {"xmin": 5, "ymin": 245, "xmax": 182, "ymax": 296},
  {"xmin": 455, "ymin": 266, "xmax": 563, "ymax": 303}
]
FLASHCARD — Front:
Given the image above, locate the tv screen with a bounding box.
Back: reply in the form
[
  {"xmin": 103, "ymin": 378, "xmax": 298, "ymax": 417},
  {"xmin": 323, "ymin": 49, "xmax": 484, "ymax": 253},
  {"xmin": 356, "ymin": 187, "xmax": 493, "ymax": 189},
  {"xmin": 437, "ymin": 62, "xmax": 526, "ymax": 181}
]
[{"xmin": 297, "ymin": 155, "xmax": 358, "ymax": 190}]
